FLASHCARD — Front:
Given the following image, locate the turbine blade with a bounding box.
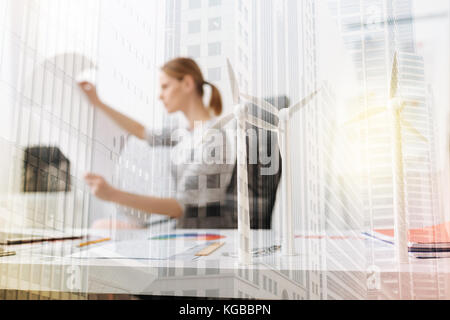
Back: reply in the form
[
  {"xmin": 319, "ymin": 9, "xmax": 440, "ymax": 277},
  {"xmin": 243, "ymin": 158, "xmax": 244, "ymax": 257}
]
[
  {"xmin": 288, "ymin": 89, "xmax": 319, "ymax": 118},
  {"xmin": 240, "ymin": 93, "xmax": 279, "ymax": 115},
  {"xmin": 244, "ymin": 113, "xmax": 279, "ymax": 132},
  {"xmin": 236, "ymin": 123, "xmax": 251, "ymax": 263},
  {"xmin": 210, "ymin": 112, "xmax": 235, "ymax": 130},
  {"xmin": 344, "ymin": 107, "xmax": 387, "ymax": 126},
  {"xmin": 390, "ymin": 52, "xmax": 399, "ymax": 99},
  {"xmin": 227, "ymin": 59, "xmax": 240, "ymax": 105},
  {"xmin": 401, "ymin": 118, "xmax": 428, "ymax": 143}
]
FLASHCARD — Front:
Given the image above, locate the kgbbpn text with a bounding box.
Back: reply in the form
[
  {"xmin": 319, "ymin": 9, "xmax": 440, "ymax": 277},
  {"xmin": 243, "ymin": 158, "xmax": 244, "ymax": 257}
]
[{"xmin": 178, "ymin": 304, "xmax": 271, "ymax": 317}]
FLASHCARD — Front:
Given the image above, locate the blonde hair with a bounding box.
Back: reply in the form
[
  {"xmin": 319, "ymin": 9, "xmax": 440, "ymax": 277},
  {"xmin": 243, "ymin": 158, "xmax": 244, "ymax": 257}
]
[{"xmin": 161, "ymin": 57, "xmax": 223, "ymax": 116}]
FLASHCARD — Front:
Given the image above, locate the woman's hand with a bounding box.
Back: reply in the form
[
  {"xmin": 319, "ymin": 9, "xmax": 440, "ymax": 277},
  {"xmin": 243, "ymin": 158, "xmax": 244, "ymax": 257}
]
[
  {"xmin": 84, "ymin": 173, "xmax": 117, "ymax": 202},
  {"xmin": 77, "ymin": 81, "xmax": 146, "ymax": 140},
  {"xmin": 78, "ymin": 81, "xmax": 102, "ymax": 107}
]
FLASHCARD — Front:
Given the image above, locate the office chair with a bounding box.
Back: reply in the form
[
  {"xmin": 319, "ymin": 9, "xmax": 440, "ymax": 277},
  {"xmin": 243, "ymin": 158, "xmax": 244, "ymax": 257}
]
[{"xmin": 222, "ymin": 96, "xmax": 288, "ymax": 230}]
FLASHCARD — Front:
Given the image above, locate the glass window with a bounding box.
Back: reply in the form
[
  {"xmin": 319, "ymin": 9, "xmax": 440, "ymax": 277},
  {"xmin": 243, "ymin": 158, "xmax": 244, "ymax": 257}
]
[
  {"xmin": 206, "ymin": 202, "xmax": 221, "ymax": 217},
  {"xmin": 208, "ymin": 42, "xmax": 221, "ymax": 56},
  {"xmin": 183, "ymin": 290, "xmax": 197, "ymax": 297},
  {"xmin": 209, "ymin": 0, "xmax": 221, "ymax": 6},
  {"xmin": 207, "ymin": 174, "xmax": 220, "ymax": 189},
  {"xmin": 187, "ymin": 44, "xmax": 201, "ymax": 58},
  {"xmin": 205, "ymin": 289, "xmax": 220, "ymax": 297},
  {"xmin": 189, "ymin": 0, "xmax": 201, "ymax": 9},
  {"xmin": 185, "ymin": 175, "xmax": 199, "ymax": 190},
  {"xmin": 188, "ymin": 20, "xmax": 201, "ymax": 34},
  {"xmin": 205, "ymin": 261, "xmax": 220, "ymax": 274},
  {"xmin": 208, "ymin": 67, "xmax": 221, "ymax": 81},
  {"xmin": 208, "ymin": 17, "xmax": 222, "ymax": 31},
  {"xmin": 183, "ymin": 268, "xmax": 197, "ymax": 276},
  {"xmin": 185, "ymin": 205, "xmax": 199, "ymax": 218}
]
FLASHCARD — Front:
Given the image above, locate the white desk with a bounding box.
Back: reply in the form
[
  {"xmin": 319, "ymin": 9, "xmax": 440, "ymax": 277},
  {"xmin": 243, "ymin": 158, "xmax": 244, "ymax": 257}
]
[{"xmin": 1, "ymin": 227, "xmax": 450, "ymax": 300}]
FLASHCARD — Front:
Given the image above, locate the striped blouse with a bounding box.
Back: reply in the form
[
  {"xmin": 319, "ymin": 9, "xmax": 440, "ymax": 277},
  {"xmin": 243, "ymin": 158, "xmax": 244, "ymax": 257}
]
[{"xmin": 145, "ymin": 119, "xmax": 236, "ymax": 229}]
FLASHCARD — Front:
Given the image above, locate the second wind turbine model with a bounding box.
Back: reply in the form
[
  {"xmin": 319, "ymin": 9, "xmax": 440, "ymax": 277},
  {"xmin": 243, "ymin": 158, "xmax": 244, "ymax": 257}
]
[{"xmin": 344, "ymin": 52, "xmax": 428, "ymax": 263}]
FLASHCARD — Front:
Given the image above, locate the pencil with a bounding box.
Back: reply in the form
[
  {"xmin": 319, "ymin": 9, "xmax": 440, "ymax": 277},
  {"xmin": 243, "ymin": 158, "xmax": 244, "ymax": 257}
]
[
  {"xmin": 78, "ymin": 237, "xmax": 111, "ymax": 248},
  {"xmin": 0, "ymin": 251, "xmax": 16, "ymax": 258},
  {"xmin": 195, "ymin": 242, "xmax": 225, "ymax": 256}
]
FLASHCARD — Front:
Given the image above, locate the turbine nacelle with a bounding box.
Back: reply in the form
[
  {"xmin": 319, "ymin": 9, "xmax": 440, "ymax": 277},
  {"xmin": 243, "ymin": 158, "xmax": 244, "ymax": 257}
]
[
  {"xmin": 278, "ymin": 108, "xmax": 290, "ymax": 125},
  {"xmin": 234, "ymin": 103, "xmax": 248, "ymax": 120},
  {"xmin": 388, "ymin": 97, "xmax": 404, "ymax": 112}
]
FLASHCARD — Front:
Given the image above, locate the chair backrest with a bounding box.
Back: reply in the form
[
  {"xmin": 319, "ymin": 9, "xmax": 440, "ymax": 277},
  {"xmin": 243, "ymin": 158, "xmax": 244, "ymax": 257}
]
[
  {"xmin": 224, "ymin": 96, "xmax": 288, "ymax": 230},
  {"xmin": 224, "ymin": 143, "xmax": 282, "ymax": 230}
]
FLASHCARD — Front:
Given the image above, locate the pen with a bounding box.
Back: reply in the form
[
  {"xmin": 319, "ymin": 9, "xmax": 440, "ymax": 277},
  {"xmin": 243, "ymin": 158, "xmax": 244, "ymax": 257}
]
[
  {"xmin": 252, "ymin": 245, "xmax": 281, "ymax": 257},
  {"xmin": 3, "ymin": 235, "xmax": 83, "ymax": 246},
  {"xmin": 78, "ymin": 237, "xmax": 111, "ymax": 248}
]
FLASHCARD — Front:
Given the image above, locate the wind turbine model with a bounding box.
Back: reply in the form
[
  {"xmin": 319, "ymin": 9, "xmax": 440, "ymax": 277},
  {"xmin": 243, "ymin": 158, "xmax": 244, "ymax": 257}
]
[
  {"xmin": 200, "ymin": 59, "xmax": 279, "ymax": 265},
  {"xmin": 207, "ymin": 60, "xmax": 321, "ymax": 257},
  {"xmin": 241, "ymin": 87, "xmax": 320, "ymax": 256},
  {"xmin": 344, "ymin": 52, "xmax": 428, "ymax": 263}
]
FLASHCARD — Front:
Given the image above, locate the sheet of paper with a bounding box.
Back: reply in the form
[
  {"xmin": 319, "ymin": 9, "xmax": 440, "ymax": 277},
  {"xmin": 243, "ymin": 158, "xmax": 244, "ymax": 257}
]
[{"xmin": 68, "ymin": 238, "xmax": 212, "ymax": 260}]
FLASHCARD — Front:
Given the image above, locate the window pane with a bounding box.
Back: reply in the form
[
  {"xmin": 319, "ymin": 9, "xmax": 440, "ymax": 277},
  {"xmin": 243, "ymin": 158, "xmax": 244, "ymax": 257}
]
[
  {"xmin": 188, "ymin": 20, "xmax": 201, "ymax": 33},
  {"xmin": 208, "ymin": 42, "xmax": 221, "ymax": 56},
  {"xmin": 189, "ymin": 0, "xmax": 201, "ymax": 9},
  {"xmin": 208, "ymin": 67, "xmax": 221, "ymax": 81},
  {"xmin": 209, "ymin": 0, "xmax": 221, "ymax": 7},
  {"xmin": 187, "ymin": 44, "xmax": 201, "ymax": 58},
  {"xmin": 208, "ymin": 17, "xmax": 221, "ymax": 31}
]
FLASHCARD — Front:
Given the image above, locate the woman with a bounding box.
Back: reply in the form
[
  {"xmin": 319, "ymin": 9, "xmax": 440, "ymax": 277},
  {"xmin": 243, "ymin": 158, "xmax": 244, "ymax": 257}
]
[{"xmin": 79, "ymin": 58, "xmax": 235, "ymax": 229}]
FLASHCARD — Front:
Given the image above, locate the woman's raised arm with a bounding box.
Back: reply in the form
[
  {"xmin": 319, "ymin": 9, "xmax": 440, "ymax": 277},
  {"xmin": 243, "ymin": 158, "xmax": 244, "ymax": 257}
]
[{"xmin": 78, "ymin": 82, "xmax": 146, "ymax": 140}]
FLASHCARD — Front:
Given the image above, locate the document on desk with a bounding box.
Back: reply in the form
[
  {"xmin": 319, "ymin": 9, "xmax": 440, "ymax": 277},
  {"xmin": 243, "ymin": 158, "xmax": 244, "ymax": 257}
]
[{"xmin": 67, "ymin": 238, "xmax": 212, "ymax": 260}]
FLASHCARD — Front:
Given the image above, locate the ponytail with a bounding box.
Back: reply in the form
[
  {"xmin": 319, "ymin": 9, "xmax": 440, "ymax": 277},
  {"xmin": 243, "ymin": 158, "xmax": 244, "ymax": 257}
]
[{"xmin": 204, "ymin": 81, "xmax": 223, "ymax": 116}]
